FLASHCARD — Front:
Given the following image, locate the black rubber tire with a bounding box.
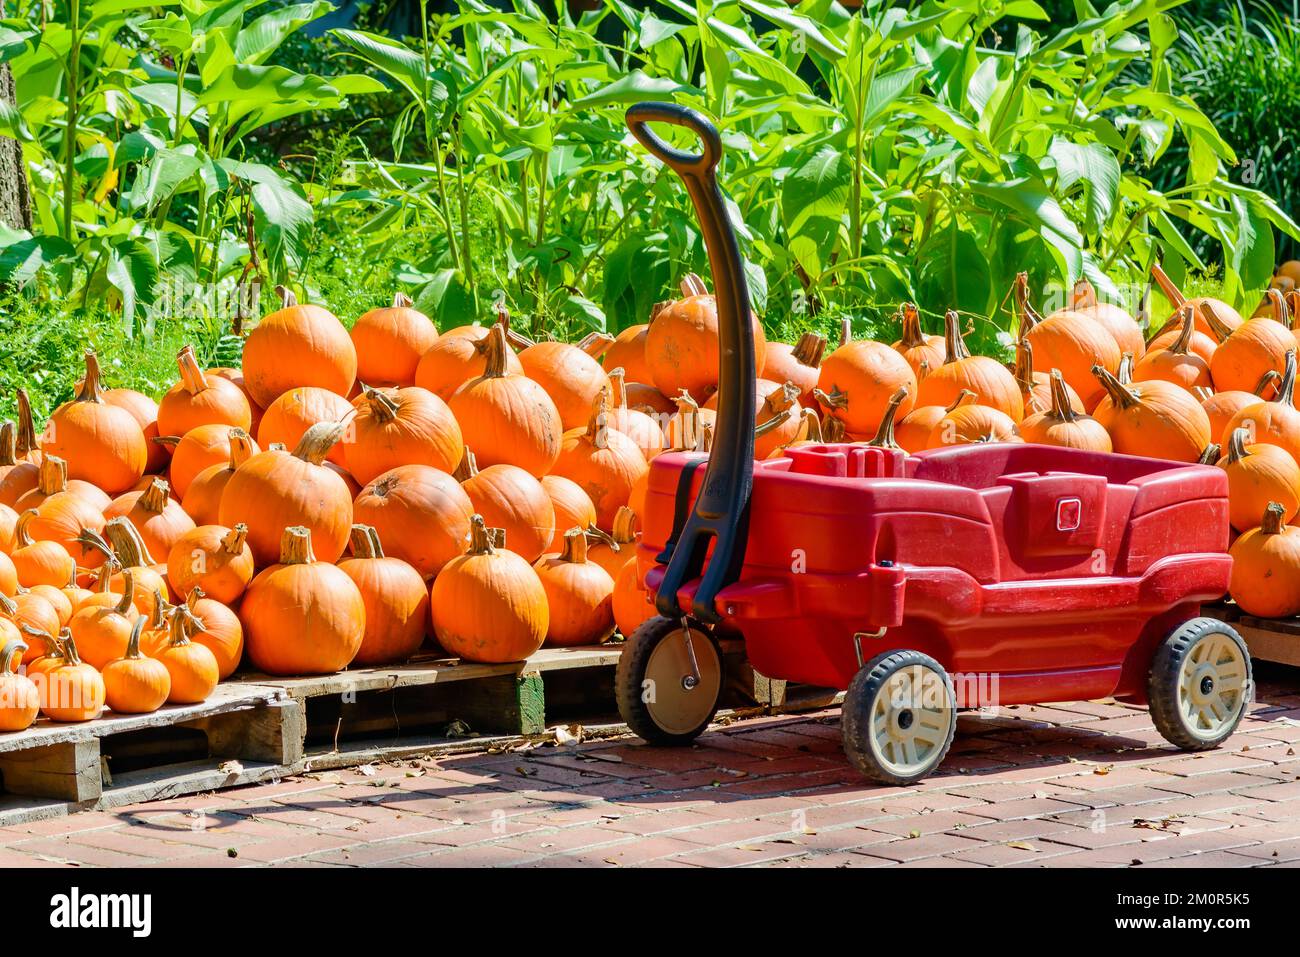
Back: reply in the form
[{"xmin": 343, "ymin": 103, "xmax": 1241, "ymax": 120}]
[
  {"xmin": 841, "ymin": 649, "xmax": 957, "ymax": 786},
  {"xmin": 615, "ymin": 616, "xmax": 723, "ymax": 746},
  {"xmin": 1148, "ymin": 617, "xmax": 1252, "ymax": 751}
]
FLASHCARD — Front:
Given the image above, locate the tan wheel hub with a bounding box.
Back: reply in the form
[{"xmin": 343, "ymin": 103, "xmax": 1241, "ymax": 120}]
[
  {"xmin": 868, "ymin": 665, "xmax": 954, "ymax": 776},
  {"xmin": 643, "ymin": 626, "xmax": 721, "ymax": 736},
  {"xmin": 1178, "ymin": 633, "xmax": 1248, "ymax": 740}
]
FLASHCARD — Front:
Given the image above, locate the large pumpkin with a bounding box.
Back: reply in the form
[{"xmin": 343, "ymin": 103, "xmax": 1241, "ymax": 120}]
[
  {"xmin": 1068, "ymin": 279, "xmax": 1145, "ymax": 360},
  {"xmin": 257, "ymin": 386, "xmax": 354, "ymax": 466},
  {"xmin": 241, "ymin": 526, "xmax": 365, "ymax": 676},
  {"xmin": 168, "ymin": 424, "xmax": 260, "ymax": 500},
  {"xmin": 414, "ymin": 321, "xmax": 523, "ymax": 400},
  {"xmin": 816, "ymin": 331, "xmax": 917, "ymax": 435},
  {"xmin": 644, "ymin": 274, "xmax": 768, "ymax": 403},
  {"xmin": 218, "ymin": 421, "xmax": 354, "ymax": 565},
  {"xmin": 344, "ymin": 385, "xmax": 463, "ymax": 485},
  {"xmin": 455, "ymin": 448, "xmax": 554, "ymax": 564},
  {"xmin": 534, "ymin": 528, "xmax": 615, "ymax": 647},
  {"xmin": 181, "ymin": 428, "xmax": 256, "ymax": 525},
  {"xmin": 550, "ymin": 390, "xmax": 648, "ymax": 528},
  {"xmin": 352, "ymin": 464, "xmax": 472, "ymax": 579},
  {"xmin": 103, "ymin": 386, "xmax": 169, "ymax": 475},
  {"xmin": 914, "ymin": 310, "xmax": 1022, "ymax": 420},
  {"xmin": 104, "ymin": 478, "xmax": 194, "ymax": 563},
  {"xmin": 1228, "ymin": 502, "xmax": 1300, "ymax": 618},
  {"xmin": 430, "ymin": 515, "xmax": 548, "ymax": 663},
  {"xmin": 1016, "ymin": 274, "xmax": 1120, "ymax": 411},
  {"xmin": 41, "ymin": 350, "xmax": 147, "ymax": 496},
  {"xmin": 242, "ymin": 286, "xmax": 356, "ymax": 408},
  {"xmin": 1218, "ymin": 427, "xmax": 1300, "ymax": 531},
  {"xmin": 1132, "ymin": 305, "xmax": 1212, "ymax": 391},
  {"xmin": 166, "ymin": 523, "xmax": 255, "ymax": 604},
  {"xmin": 446, "ymin": 324, "xmax": 563, "ymax": 477},
  {"xmin": 338, "ymin": 525, "xmax": 429, "ymax": 666},
  {"xmin": 1206, "ymin": 297, "xmax": 1294, "ymax": 396},
  {"xmin": 158, "ymin": 345, "xmax": 252, "ymax": 437},
  {"xmin": 1091, "ymin": 365, "xmax": 1211, "ymax": 462},
  {"xmin": 519, "ymin": 335, "xmax": 615, "ymax": 431},
  {"xmin": 351, "ymin": 292, "xmax": 438, "ymax": 387}
]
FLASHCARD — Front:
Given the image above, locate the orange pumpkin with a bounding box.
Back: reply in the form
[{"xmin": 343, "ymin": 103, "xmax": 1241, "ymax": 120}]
[
  {"xmin": 1092, "ymin": 365, "xmax": 1211, "ymax": 462},
  {"xmin": 606, "ymin": 368, "xmax": 666, "ymax": 461},
  {"xmin": 352, "ymin": 464, "xmax": 473, "ymax": 579},
  {"xmin": 158, "ymin": 345, "xmax": 252, "ymax": 437},
  {"xmin": 154, "ymin": 605, "xmax": 219, "ymax": 703},
  {"xmin": 242, "ymin": 286, "xmax": 356, "ymax": 408},
  {"xmin": 241, "ymin": 526, "xmax": 365, "ymax": 676},
  {"xmin": 0, "ymin": 500, "xmax": 16, "ymax": 552},
  {"xmin": 585, "ymin": 506, "xmax": 638, "ymax": 581},
  {"xmin": 763, "ymin": 332, "xmax": 827, "ymax": 405},
  {"xmin": 18, "ymin": 458, "xmax": 107, "ymax": 568},
  {"xmin": 927, "ymin": 403, "xmax": 1020, "ymax": 448},
  {"xmin": 447, "ymin": 324, "xmax": 563, "ymax": 477},
  {"xmin": 344, "ymin": 385, "xmax": 463, "ymax": 485},
  {"xmin": 534, "ymin": 527, "xmax": 615, "ymax": 647},
  {"xmin": 1228, "ymin": 502, "xmax": 1300, "ymax": 617},
  {"xmin": 751, "ymin": 381, "xmax": 805, "ymax": 460},
  {"xmin": 166, "ymin": 523, "xmax": 254, "ymax": 604},
  {"xmin": 103, "ymin": 615, "xmax": 171, "ymax": 714},
  {"xmin": 208, "ymin": 367, "xmax": 264, "ymax": 434},
  {"xmin": 429, "ymin": 515, "xmax": 548, "ymax": 663},
  {"xmin": 0, "ymin": 637, "xmax": 39, "ymax": 730},
  {"xmin": 177, "ymin": 590, "xmax": 243, "ymax": 679},
  {"xmin": 602, "ymin": 322, "xmax": 653, "ymax": 384},
  {"xmin": 0, "ymin": 549, "xmax": 16, "ymax": 594},
  {"xmin": 1, "ymin": 590, "xmax": 61, "ymax": 662},
  {"xmin": 414, "ymin": 321, "xmax": 523, "ymax": 400},
  {"xmin": 1224, "ymin": 351, "xmax": 1300, "ymax": 463},
  {"xmin": 1132, "ymin": 305, "xmax": 1212, "ymax": 391},
  {"xmin": 1016, "ymin": 274, "xmax": 1120, "ymax": 411},
  {"xmin": 1067, "ymin": 279, "xmax": 1145, "ymax": 360},
  {"xmin": 916, "ymin": 309, "xmax": 1021, "ymax": 419},
  {"xmin": 181, "ymin": 428, "xmax": 256, "ymax": 525},
  {"xmin": 1218, "ymin": 426, "xmax": 1300, "ymax": 531},
  {"xmin": 67, "ymin": 567, "xmax": 138, "ymax": 670},
  {"xmin": 1202, "ymin": 371, "xmax": 1281, "ymax": 448},
  {"xmin": 0, "ymin": 390, "xmax": 42, "ymax": 507},
  {"xmin": 612, "ymin": 559, "xmax": 655, "ymax": 638},
  {"xmin": 168, "ymin": 423, "xmax": 261, "ymax": 500},
  {"xmin": 103, "ymin": 386, "xmax": 169, "ymax": 475},
  {"xmin": 1018, "ymin": 370, "xmax": 1113, "ymax": 452},
  {"xmin": 338, "ymin": 525, "xmax": 429, "ymax": 666},
  {"xmin": 816, "ymin": 329, "xmax": 918, "ymax": 435},
  {"xmin": 895, "ymin": 391, "xmax": 974, "ymax": 454},
  {"xmin": 519, "ymin": 335, "xmax": 615, "ymax": 431},
  {"xmin": 540, "ymin": 475, "xmax": 597, "ymax": 553},
  {"xmin": 891, "ymin": 304, "xmax": 944, "ymax": 380},
  {"xmin": 41, "ymin": 350, "xmax": 147, "ymax": 495},
  {"xmin": 455, "ymin": 448, "xmax": 554, "ymax": 564},
  {"xmin": 30, "ymin": 583, "xmax": 73, "ymax": 626},
  {"xmin": 351, "ymin": 292, "xmax": 438, "ymax": 387},
  {"xmin": 257, "ymin": 386, "xmax": 354, "ymax": 467},
  {"xmin": 104, "ymin": 478, "xmax": 194, "ymax": 563},
  {"xmin": 219, "ymin": 422, "xmax": 354, "ymax": 566},
  {"xmin": 644, "ymin": 274, "xmax": 768, "ymax": 403},
  {"xmin": 15, "ymin": 452, "xmax": 110, "ymax": 514},
  {"xmin": 39, "ymin": 628, "xmax": 105, "ymax": 722},
  {"xmin": 624, "ymin": 382, "xmax": 675, "ymax": 416},
  {"xmin": 1207, "ymin": 295, "xmax": 1294, "ymax": 396},
  {"xmin": 10, "ymin": 510, "xmax": 76, "ymax": 588},
  {"xmin": 1151, "ymin": 261, "xmax": 1244, "ymax": 338},
  {"xmin": 550, "ymin": 390, "xmax": 648, "ymax": 528}
]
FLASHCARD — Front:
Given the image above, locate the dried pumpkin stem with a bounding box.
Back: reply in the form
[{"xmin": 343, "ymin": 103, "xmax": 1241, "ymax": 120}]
[
  {"xmin": 945, "ymin": 390, "xmax": 977, "ymax": 414},
  {"xmin": 585, "ymin": 388, "xmax": 612, "ymax": 445},
  {"xmin": 1048, "ymin": 370, "xmax": 1080, "ymax": 423},
  {"xmin": 1167, "ymin": 305, "xmax": 1197, "ymax": 356},
  {"xmin": 221, "ymin": 523, "xmax": 249, "ymax": 556},
  {"xmin": 1265, "ymin": 288, "xmax": 1290, "ymax": 325},
  {"xmin": 453, "ymin": 446, "xmax": 479, "ymax": 482},
  {"xmin": 611, "ymin": 505, "xmax": 637, "ymax": 545},
  {"xmin": 36, "ymin": 454, "xmax": 68, "ymax": 496},
  {"xmin": 292, "ymin": 421, "xmax": 350, "ymax": 467},
  {"xmin": 113, "ymin": 567, "xmax": 136, "ymax": 617},
  {"xmin": 0, "ymin": 420, "xmax": 16, "ymax": 467},
  {"xmin": 1226, "ymin": 427, "xmax": 1251, "ymax": 466},
  {"xmin": 607, "ymin": 368, "xmax": 629, "ymax": 410},
  {"xmin": 349, "ymin": 524, "xmax": 380, "ymax": 559},
  {"xmin": 138, "ymin": 478, "xmax": 171, "ymax": 514},
  {"xmin": 60, "ymin": 627, "xmax": 83, "ymax": 666},
  {"xmin": 1255, "ymin": 369, "xmax": 1281, "ymax": 398},
  {"xmin": 1, "ymin": 638, "xmax": 27, "ymax": 676},
  {"xmin": 480, "ymin": 323, "xmax": 511, "ymax": 378},
  {"xmin": 122, "ymin": 616, "xmax": 148, "ymax": 659},
  {"xmin": 577, "ymin": 332, "xmax": 615, "ymax": 358},
  {"xmin": 1092, "ymin": 364, "xmax": 1139, "ymax": 410},
  {"xmin": 1278, "ymin": 351, "xmax": 1298, "ymax": 406},
  {"xmin": 896, "ymin": 304, "xmax": 927, "ymax": 349},
  {"xmin": 680, "ymin": 273, "xmax": 708, "ymax": 298},
  {"xmin": 176, "ymin": 345, "xmax": 211, "ymax": 395},
  {"xmin": 392, "ymin": 291, "xmax": 413, "ymax": 309},
  {"xmin": 559, "ymin": 526, "xmax": 589, "ymax": 564},
  {"xmin": 275, "ymin": 284, "xmax": 297, "ymax": 308},
  {"xmin": 1261, "ymin": 501, "xmax": 1287, "ymax": 535},
  {"xmin": 792, "ymin": 332, "xmax": 826, "ymax": 367},
  {"xmin": 15, "ymin": 389, "xmax": 38, "ymax": 457},
  {"xmin": 18, "ymin": 623, "xmax": 61, "ymax": 661},
  {"xmin": 14, "ymin": 508, "xmax": 38, "ymax": 548},
  {"xmin": 941, "ymin": 309, "xmax": 971, "ymax": 363},
  {"xmin": 278, "ymin": 526, "xmax": 316, "ymax": 565},
  {"xmin": 103, "ymin": 516, "xmax": 157, "ymax": 566},
  {"xmin": 1013, "ymin": 273, "xmax": 1044, "ymax": 334},
  {"xmin": 811, "ymin": 386, "xmax": 847, "ymax": 410},
  {"xmin": 839, "ymin": 317, "xmax": 853, "ymax": 348},
  {"xmin": 1197, "ymin": 443, "xmax": 1221, "ymax": 465},
  {"xmin": 864, "ymin": 386, "xmax": 908, "ymax": 450},
  {"xmin": 362, "ymin": 384, "xmax": 401, "ymax": 424},
  {"xmin": 467, "ymin": 514, "xmax": 495, "ymax": 555},
  {"xmin": 1199, "ymin": 300, "xmax": 1234, "ymax": 342},
  {"xmin": 74, "ymin": 350, "xmax": 108, "ymax": 404},
  {"xmin": 1150, "ymin": 262, "xmax": 1186, "ymax": 309},
  {"xmin": 1117, "ymin": 352, "xmax": 1134, "ymax": 385}
]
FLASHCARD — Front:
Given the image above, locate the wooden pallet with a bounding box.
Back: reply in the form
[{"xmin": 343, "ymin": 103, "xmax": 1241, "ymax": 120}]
[{"xmin": 1204, "ymin": 603, "xmax": 1300, "ymax": 668}]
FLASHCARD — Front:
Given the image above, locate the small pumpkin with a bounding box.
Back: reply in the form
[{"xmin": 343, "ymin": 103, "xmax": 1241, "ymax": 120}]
[
  {"xmin": 30, "ymin": 583, "xmax": 73, "ymax": 627},
  {"xmin": 351, "ymin": 292, "xmax": 439, "ymax": 387},
  {"xmin": 158, "ymin": 345, "xmax": 252, "ymax": 436},
  {"xmin": 67, "ymin": 567, "xmax": 138, "ymax": 670},
  {"xmin": 338, "ymin": 525, "xmax": 429, "ymax": 666},
  {"xmin": 41, "ymin": 350, "xmax": 147, "ymax": 495},
  {"xmin": 927, "ymin": 403, "xmax": 1021, "ymax": 448},
  {"xmin": 167, "ymin": 423, "xmax": 261, "ymax": 500},
  {"xmin": 414, "ymin": 320, "xmax": 524, "ymax": 400},
  {"xmin": 752, "ymin": 381, "xmax": 805, "ymax": 459},
  {"xmin": 896, "ymin": 390, "xmax": 975, "ymax": 454},
  {"xmin": 534, "ymin": 527, "xmax": 615, "ymax": 647},
  {"xmin": 1018, "ymin": 370, "xmax": 1113, "ymax": 452},
  {"xmin": 219, "ymin": 421, "xmax": 354, "ymax": 566},
  {"xmin": 816, "ymin": 326, "xmax": 918, "ymax": 435},
  {"xmin": 1218, "ymin": 426, "xmax": 1300, "ymax": 531},
  {"xmin": 241, "ymin": 526, "xmax": 365, "ymax": 676},
  {"xmin": 257, "ymin": 386, "xmax": 355, "ymax": 466},
  {"xmin": 0, "ymin": 638, "xmax": 38, "ymax": 730},
  {"xmin": 1067, "ymin": 279, "xmax": 1145, "ymax": 360},
  {"xmin": 540, "ymin": 475, "xmax": 598, "ymax": 553},
  {"xmin": 606, "ymin": 368, "xmax": 666, "ymax": 461},
  {"xmin": 10, "ymin": 509, "xmax": 76, "ymax": 588},
  {"xmin": 352, "ymin": 464, "xmax": 473, "ymax": 579},
  {"xmin": 103, "ymin": 616, "xmax": 171, "ymax": 714},
  {"xmin": 39, "ymin": 627, "xmax": 105, "ymax": 722},
  {"xmin": 15, "ymin": 451, "xmax": 110, "ymax": 513},
  {"xmin": 612, "ymin": 559, "xmax": 655, "ymax": 639},
  {"xmin": 519, "ymin": 334, "xmax": 616, "ymax": 430},
  {"xmin": 20, "ymin": 457, "xmax": 107, "ymax": 567},
  {"xmin": 916, "ymin": 309, "xmax": 1021, "ymax": 420},
  {"xmin": 176, "ymin": 589, "xmax": 243, "ymax": 680},
  {"xmin": 166, "ymin": 523, "xmax": 255, "ymax": 604},
  {"xmin": 1091, "ymin": 365, "xmax": 1211, "ymax": 462},
  {"xmin": 764, "ymin": 332, "xmax": 827, "ymax": 405},
  {"xmin": 429, "ymin": 515, "xmax": 548, "ymax": 663},
  {"xmin": 0, "ymin": 590, "xmax": 61, "ymax": 660},
  {"xmin": 0, "ymin": 391, "xmax": 43, "ymax": 506},
  {"xmin": 1228, "ymin": 502, "xmax": 1300, "ymax": 617},
  {"xmin": 344, "ymin": 385, "xmax": 464, "ymax": 485},
  {"xmin": 181, "ymin": 428, "xmax": 256, "ymax": 525},
  {"xmin": 104, "ymin": 478, "xmax": 195, "ymax": 562},
  {"xmin": 1224, "ymin": 350, "xmax": 1300, "ymax": 463},
  {"xmin": 155, "ymin": 605, "xmax": 220, "ymax": 704},
  {"xmin": 242, "ymin": 286, "xmax": 357, "ymax": 408},
  {"xmin": 550, "ymin": 389, "xmax": 649, "ymax": 528},
  {"xmin": 1016, "ymin": 274, "xmax": 1120, "ymax": 411},
  {"xmin": 1207, "ymin": 294, "xmax": 1294, "ymax": 395},
  {"xmin": 891, "ymin": 303, "xmax": 944, "ymax": 380},
  {"xmin": 602, "ymin": 322, "xmax": 653, "ymax": 384},
  {"xmin": 1132, "ymin": 305, "xmax": 1212, "ymax": 391},
  {"xmin": 455, "ymin": 448, "xmax": 555, "ymax": 564},
  {"xmin": 1202, "ymin": 370, "xmax": 1281, "ymax": 447}
]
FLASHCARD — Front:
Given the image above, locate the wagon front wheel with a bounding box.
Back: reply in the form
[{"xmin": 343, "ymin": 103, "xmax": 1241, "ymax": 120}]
[
  {"xmin": 842, "ymin": 650, "xmax": 957, "ymax": 785},
  {"xmin": 615, "ymin": 616, "xmax": 723, "ymax": 746},
  {"xmin": 1148, "ymin": 617, "xmax": 1252, "ymax": 751}
]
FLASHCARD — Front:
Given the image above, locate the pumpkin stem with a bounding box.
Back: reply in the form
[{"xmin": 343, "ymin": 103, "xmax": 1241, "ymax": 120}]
[
  {"xmin": 1226, "ymin": 427, "xmax": 1251, "ymax": 466},
  {"xmin": 1, "ymin": 637, "xmax": 27, "ymax": 676},
  {"xmin": 792, "ymin": 332, "xmax": 826, "ymax": 367},
  {"xmin": 73, "ymin": 350, "xmax": 107, "ymax": 404},
  {"xmin": 17, "ymin": 623, "xmax": 61, "ymax": 661},
  {"xmin": 1013, "ymin": 273, "xmax": 1044, "ymax": 335},
  {"xmin": 15, "ymin": 388, "xmax": 38, "ymax": 458},
  {"xmin": 839, "ymin": 317, "xmax": 853, "ymax": 348},
  {"xmin": 74, "ymin": 525, "xmax": 114, "ymax": 563},
  {"xmin": 278, "ymin": 526, "xmax": 316, "ymax": 566},
  {"xmin": 60, "ymin": 626, "xmax": 82, "ymax": 666},
  {"xmin": 864, "ymin": 386, "xmax": 907, "ymax": 450},
  {"xmin": 559, "ymin": 526, "xmax": 589, "ymax": 564},
  {"xmin": 1261, "ymin": 501, "xmax": 1287, "ymax": 535},
  {"xmin": 577, "ymin": 332, "xmax": 615, "ymax": 358},
  {"xmin": 292, "ymin": 421, "xmax": 350, "ymax": 467},
  {"xmin": 1167, "ymin": 305, "xmax": 1197, "ymax": 356},
  {"xmin": 1117, "ymin": 352, "xmax": 1134, "ymax": 385},
  {"xmin": 753, "ymin": 407, "xmax": 793, "ymax": 439},
  {"xmin": 1265, "ymin": 288, "xmax": 1290, "ymax": 326},
  {"xmin": 607, "ymin": 368, "xmax": 629, "ymax": 410},
  {"xmin": 275, "ymin": 284, "xmax": 297, "ymax": 308},
  {"xmin": 349, "ymin": 524, "xmax": 380, "ymax": 559},
  {"xmin": 584, "ymin": 388, "xmax": 612, "ymax": 446},
  {"xmin": 1287, "ymin": 290, "xmax": 1300, "ymax": 331},
  {"xmin": 221, "ymin": 523, "xmax": 249, "ymax": 557},
  {"xmin": 680, "ymin": 273, "xmax": 708, "ymax": 297},
  {"xmin": 113, "ymin": 567, "xmax": 136, "ymax": 617},
  {"xmin": 168, "ymin": 605, "xmax": 198, "ymax": 648},
  {"xmin": 1013, "ymin": 337, "xmax": 1037, "ymax": 397},
  {"xmin": 153, "ymin": 435, "xmax": 181, "ymax": 452},
  {"xmin": 812, "ymin": 386, "xmax": 848, "ymax": 411},
  {"xmin": 941, "ymin": 309, "xmax": 971, "ymax": 363},
  {"xmin": 14, "ymin": 508, "xmax": 38, "ymax": 548},
  {"xmin": 1255, "ymin": 369, "xmax": 1281, "ymax": 398},
  {"xmin": 1199, "ymin": 299, "xmax": 1234, "ymax": 342},
  {"xmin": 176, "ymin": 345, "xmax": 211, "ymax": 395},
  {"xmin": 361, "ymin": 384, "xmax": 401, "ymax": 424},
  {"xmin": 496, "ymin": 305, "xmax": 535, "ymax": 350},
  {"xmin": 584, "ymin": 523, "xmax": 619, "ymax": 552},
  {"xmin": 1071, "ymin": 278, "xmax": 1098, "ymax": 310},
  {"xmin": 670, "ymin": 391, "xmax": 701, "ymax": 452},
  {"xmin": 821, "ymin": 416, "xmax": 846, "ymax": 444},
  {"xmin": 896, "ymin": 304, "xmax": 926, "ymax": 349},
  {"xmin": 1047, "ymin": 370, "xmax": 1081, "ymax": 423},
  {"xmin": 147, "ymin": 587, "xmax": 168, "ymax": 630},
  {"xmin": 1092, "ymin": 364, "xmax": 1140, "ymax": 410},
  {"xmin": 367, "ymin": 526, "xmax": 386, "ymax": 558},
  {"xmin": 454, "ymin": 446, "xmax": 479, "ymax": 482},
  {"xmin": 611, "ymin": 505, "xmax": 637, "ymax": 545},
  {"xmin": 1150, "ymin": 261, "xmax": 1187, "ymax": 309},
  {"xmin": 124, "ymin": 615, "xmax": 148, "ymax": 660},
  {"xmin": 795, "ymin": 408, "xmax": 824, "ymax": 445},
  {"xmin": 466, "ymin": 514, "xmax": 496, "ymax": 555},
  {"xmin": 945, "ymin": 390, "xmax": 977, "ymax": 414},
  {"xmin": 0, "ymin": 420, "xmax": 16, "ymax": 467},
  {"xmin": 916, "ymin": 358, "xmax": 931, "ymax": 382},
  {"xmin": 138, "ymin": 478, "xmax": 172, "ymax": 515},
  {"xmin": 0, "ymin": 592, "xmax": 16, "ymax": 617},
  {"xmin": 103, "ymin": 516, "xmax": 157, "ymax": 566},
  {"xmin": 392, "ymin": 291, "xmax": 413, "ymax": 309},
  {"xmin": 1277, "ymin": 351, "xmax": 1298, "ymax": 407},
  {"xmin": 1197, "ymin": 442, "xmax": 1221, "ymax": 465},
  {"xmin": 35, "ymin": 454, "xmax": 67, "ymax": 496},
  {"xmin": 763, "ymin": 381, "xmax": 801, "ymax": 418},
  {"xmin": 480, "ymin": 323, "xmax": 512, "ymax": 378}
]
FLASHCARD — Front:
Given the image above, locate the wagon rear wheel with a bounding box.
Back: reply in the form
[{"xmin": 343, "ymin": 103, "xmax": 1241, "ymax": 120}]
[
  {"xmin": 1148, "ymin": 617, "xmax": 1251, "ymax": 751},
  {"xmin": 615, "ymin": 616, "xmax": 723, "ymax": 746},
  {"xmin": 842, "ymin": 650, "xmax": 956, "ymax": 785}
]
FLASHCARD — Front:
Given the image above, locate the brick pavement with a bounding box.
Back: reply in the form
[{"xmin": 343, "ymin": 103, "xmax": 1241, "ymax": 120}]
[{"xmin": 3, "ymin": 676, "xmax": 1299, "ymax": 868}]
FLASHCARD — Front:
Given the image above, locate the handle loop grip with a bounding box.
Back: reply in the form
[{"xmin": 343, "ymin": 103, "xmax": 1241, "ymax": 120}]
[{"xmin": 625, "ymin": 102, "xmax": 722, "ymax": 178}]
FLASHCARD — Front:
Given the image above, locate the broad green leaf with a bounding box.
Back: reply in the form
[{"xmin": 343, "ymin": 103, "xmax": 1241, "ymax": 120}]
[
  {"xmin": 781, "ymin": 146, "xmax": 851, "ymax": 233},
  {"xmin": 235, "ymin": 1, "xmax": 331, "ymax": 64},
  {"xmin": 1049, "ymin": 139, "xmax": 1120, "ymax": 235},
  {"xmin": 570, "ymin": 70, "xmax": 690, "ymax": 107}
]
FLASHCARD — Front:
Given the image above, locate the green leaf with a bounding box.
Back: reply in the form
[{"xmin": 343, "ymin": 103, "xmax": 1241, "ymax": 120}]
[
  {"xmin": 570, "ymin": 69, "xmax": 690, "ymax": 108},
  {"xmin": 0, "ymin": 234, "xmax": 75, "ymax": 285},
  {"xmin": 735, "ymin": 0, "xmax": 846, "ymax": 60},
  {"xmin": 330, "ymin": 28, "xmax": 426, "ymax": 100},
  {"xmin": 917, "ymin": 224, "xmax": 993, "ymax": 320},
  {"xmin": 781, "ymin": 145, "xmax": 851, "ymax": 233},
  {"xmin": 1049, "ymin": 139, "xmax": 1120, "ymax": 235},
  {"xmin": 414, "ymin": 269, "xmax": 475, "ymax": 329},
  {"xmin": 235, "ymin": 1, "xmax": 331, "ymax": 65},
  {"xmin": 104, "ymin": 239, "xmax": 160, "ymax": 335}
]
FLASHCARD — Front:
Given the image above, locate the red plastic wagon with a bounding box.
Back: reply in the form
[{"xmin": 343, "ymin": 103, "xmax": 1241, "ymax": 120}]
[{"xmin": 615, "ymin": 103, "xmax": 1252, "ymax": 784}]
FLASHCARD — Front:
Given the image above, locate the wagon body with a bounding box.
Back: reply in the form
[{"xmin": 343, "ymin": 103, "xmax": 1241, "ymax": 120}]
[{"xmin": 637, "ymin": 442, "xmax": 1231, "ymax": 706}]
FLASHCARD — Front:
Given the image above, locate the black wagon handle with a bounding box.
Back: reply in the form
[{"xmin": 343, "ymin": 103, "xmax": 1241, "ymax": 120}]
[
  {"xmin": 625, "ymin": 102, "xmax": 722, "ymax": 177},
  {"xmin": 625, "ymin": 102, "xmax": 757, "ymax": 626}
]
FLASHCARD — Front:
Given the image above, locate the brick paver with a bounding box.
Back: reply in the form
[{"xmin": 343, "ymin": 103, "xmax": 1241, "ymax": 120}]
[{"xmin": 2, "ymin": 674, "xmax": 1298, "ymax": 868}]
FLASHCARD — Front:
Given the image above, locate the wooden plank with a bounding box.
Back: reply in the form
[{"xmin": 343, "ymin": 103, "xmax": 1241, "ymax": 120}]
[
  {"xmin": 195, "ymin": 698, "xmax": 305, "ymax": 766},
  {"xmin": 97, "ymin": 759, "xmax": 289, "ymax": 811},
  {"xmin": 0, "ymin": 739, "xmax": 101, "ymax": 803},
  {"xmin": 1234, "ymin": 621, "xmax": 1300, "ymax": 668}
]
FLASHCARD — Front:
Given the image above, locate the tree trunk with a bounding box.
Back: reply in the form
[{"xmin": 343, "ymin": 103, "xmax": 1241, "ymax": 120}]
[{"xmin": 0, "ymin": 61, "xmax": 32, "ymax": 231}]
